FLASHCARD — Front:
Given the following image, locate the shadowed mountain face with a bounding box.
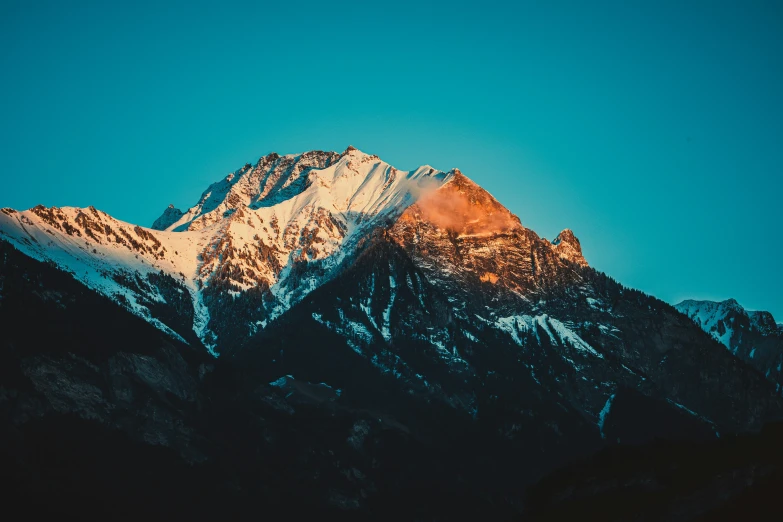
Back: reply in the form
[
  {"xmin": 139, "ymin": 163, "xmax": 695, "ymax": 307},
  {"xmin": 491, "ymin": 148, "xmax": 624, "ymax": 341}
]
[
  {"xmin": 676, "ymin": 299, "xmax": 783, "ymax": 389},
  {"xmin": 525, "ymin": 419, "xmax": 783, "ymax": 522},
  {"xmin": 1, "ymin": 148, "xmax": 781, "ymax": 520}
]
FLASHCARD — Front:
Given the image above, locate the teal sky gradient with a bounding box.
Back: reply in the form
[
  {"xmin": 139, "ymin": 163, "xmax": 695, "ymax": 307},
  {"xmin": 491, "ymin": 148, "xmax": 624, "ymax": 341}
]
[{"xmin": 1, "ymin": 0, "xmax": 782, "ymax": 318}]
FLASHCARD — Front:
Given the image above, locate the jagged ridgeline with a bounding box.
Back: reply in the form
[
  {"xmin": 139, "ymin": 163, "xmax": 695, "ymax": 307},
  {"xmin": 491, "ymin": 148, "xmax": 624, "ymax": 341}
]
[
  {"xmin": 1, "ymin": 147, "xmax": 782, "ymax": 519},
  {"xmin": 676, "ymin": 298, "xmax": 783, "ymax": 390}
]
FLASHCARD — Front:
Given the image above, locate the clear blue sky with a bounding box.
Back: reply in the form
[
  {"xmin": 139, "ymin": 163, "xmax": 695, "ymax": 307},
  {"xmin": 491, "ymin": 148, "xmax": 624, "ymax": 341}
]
[{"xmin": 1, "ymin": 0, "xmax": 781, "ymax": 319}]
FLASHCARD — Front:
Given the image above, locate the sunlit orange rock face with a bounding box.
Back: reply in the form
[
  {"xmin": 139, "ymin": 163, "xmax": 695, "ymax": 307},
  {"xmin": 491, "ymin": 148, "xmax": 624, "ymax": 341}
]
[
  {"xmin": 391, "ymin": 172, "xmax": 536, "ymax": 299},
  {"xmin": 412, "ymin": 170, "xmax": 521, "ymax": 236},
  {"xmin": 389, "ymin": 170, "xmax": 588, "ymax": 301}
]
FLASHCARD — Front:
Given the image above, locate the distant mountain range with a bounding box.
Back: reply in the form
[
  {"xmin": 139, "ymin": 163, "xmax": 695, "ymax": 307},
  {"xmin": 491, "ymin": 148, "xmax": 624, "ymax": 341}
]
[
  {"xmin": 676, "ymin": 298, "xmax": 783, "ymax": 389},
  {"xmin": 1, "ymin": 147, "xmax": 781, "ymax": 520}
]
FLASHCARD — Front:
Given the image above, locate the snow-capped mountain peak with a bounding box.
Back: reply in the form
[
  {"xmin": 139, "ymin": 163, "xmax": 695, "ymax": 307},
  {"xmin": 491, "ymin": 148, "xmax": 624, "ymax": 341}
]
[
  {"xmin": 675, "ymin": 298, "xmax": 783, "ymax": 388},
  {"xmin": 0, "ymin": 147, "xmax": 590, "ymax": 358},
  {"xmin": 1, "ymin": 149, "xmax": 461, "ymax": 353},
  {"xmin": 674, "ymin": 298, "xmax": 748, "ymax": 348}
]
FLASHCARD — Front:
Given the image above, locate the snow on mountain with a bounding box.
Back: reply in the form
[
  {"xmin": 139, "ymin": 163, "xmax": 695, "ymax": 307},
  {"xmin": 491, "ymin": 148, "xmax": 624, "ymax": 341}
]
[
  {"xmin": 0, "ymin": 204, "xmax": 216, "ymax": 349},
  {"xmin": 675, "ymin": 298, "xmax": 783, "ymax": 388},
  {"xmin": 674, "ymin": 299, "xmax": 745, "ymax": 349},
  {"xmin": 153, "ymin": 150, "xmax": 339, "ymax": 232},
  {"xmin": 493, "ymin": 313, "xmax": 603, "ymax": 358},
  {"xmin": 0, "ymin": 147, "xmax": 468, "ymax": 354}
]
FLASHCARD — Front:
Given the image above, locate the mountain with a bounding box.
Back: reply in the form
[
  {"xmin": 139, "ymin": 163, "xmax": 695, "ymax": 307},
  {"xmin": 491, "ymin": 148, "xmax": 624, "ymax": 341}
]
[
  {"xmin": 0, "ymin": 147, "xmax": 454, "ymax": 355},
  {"xmin": 2, "ymin": 147, "xmax": 782, "ymax": 519},
  {"xmin": 675, "ymin": 299, "xmax": 783, "ymax": 390}
]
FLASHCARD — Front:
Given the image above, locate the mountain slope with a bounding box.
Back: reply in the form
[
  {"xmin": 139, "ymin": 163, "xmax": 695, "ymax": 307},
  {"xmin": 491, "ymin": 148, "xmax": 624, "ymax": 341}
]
[
  {"xmin": 0, "ymin": 238, "xmax": 510, "ymax": 520},
  {"xmin": 675, "ymin": 299, "xmax": 783, "ymax": 389},
  {"xmin": 235, "ymin": 230, "xmax": 781, "ymax": 440}
]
